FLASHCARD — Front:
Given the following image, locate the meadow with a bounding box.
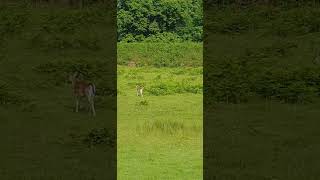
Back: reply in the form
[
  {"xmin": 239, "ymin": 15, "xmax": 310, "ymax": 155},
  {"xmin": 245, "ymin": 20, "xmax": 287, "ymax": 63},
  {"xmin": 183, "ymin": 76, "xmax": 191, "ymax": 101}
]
[
  {"xmin": 0, "ymin": 3, "xmax": 203, "ymax": 179},
  {"xmin": 4, "ymin": 1, "xmax": 320, "ymax": 179},
  {"xmin": 117, "ymin": 44, "xmax": 203, "ymax": 179},
  {"xmin": 0, "ymin": 4, "xmax": 117, "ymax": 179},
  {"xmin": 205, "ymin": 4, "xmax": 320, "ymax": 179}
]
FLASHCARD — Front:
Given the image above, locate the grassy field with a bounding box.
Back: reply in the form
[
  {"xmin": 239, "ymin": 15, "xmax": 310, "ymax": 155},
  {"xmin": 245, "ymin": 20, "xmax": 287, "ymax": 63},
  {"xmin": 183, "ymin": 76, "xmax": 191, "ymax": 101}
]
[
  {"xmin": 117, "ymin": 65, "xmax": 203, "ymax": 179},
  {"xmin": 0, "ymin": 5, "xmax": 117, "ymax": 179},
  {"xmin": 205, "ymin": 5, "xmax": 320, "ymax": 179},
  {"xmin": 206, "ymin": 101, "xmax": 320, "ymax": 179}
]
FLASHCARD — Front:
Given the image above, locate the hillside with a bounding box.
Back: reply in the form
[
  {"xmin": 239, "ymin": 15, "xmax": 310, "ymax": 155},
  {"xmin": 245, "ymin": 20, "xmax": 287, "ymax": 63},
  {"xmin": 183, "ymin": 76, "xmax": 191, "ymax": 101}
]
[
  {"xmin": 0, "ymin": 4, "xmax": 117, "ymax": 179},
  {"xmin": 206, "ymin": 5, "xmax": 320, "ymax": 104},
  {"xmin": 205, "ymin": 4, "xmax": 320, "ymax": 180}
]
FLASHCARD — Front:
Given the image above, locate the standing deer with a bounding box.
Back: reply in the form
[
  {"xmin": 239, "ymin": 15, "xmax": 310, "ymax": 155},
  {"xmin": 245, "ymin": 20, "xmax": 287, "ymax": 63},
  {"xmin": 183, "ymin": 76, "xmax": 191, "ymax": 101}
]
[
  {"xmin": 136, "ymin": 85, "xmax": 144, "ymax": 97},
  {"xmin": 69, "ymin": 72, "xmax": 96, "ymax": 116}
]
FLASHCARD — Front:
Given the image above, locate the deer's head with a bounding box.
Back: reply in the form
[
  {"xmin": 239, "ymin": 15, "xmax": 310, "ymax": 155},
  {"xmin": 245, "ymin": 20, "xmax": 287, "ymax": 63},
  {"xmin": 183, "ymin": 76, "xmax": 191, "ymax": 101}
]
[{"xmin": 68, "ymin": 72, "xmax": 80, "ymax": 84}]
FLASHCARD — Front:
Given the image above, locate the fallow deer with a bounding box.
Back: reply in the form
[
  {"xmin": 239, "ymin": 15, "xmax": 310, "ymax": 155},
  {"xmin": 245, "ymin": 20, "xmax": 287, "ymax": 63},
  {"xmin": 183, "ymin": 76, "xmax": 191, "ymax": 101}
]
[
  {"xmin": 69, "ymin": 72, "xmax": 96, "ymax": 116},
  {"xmin": 136, "ymin": 85, "xmax": 144, "ymax": 97}
]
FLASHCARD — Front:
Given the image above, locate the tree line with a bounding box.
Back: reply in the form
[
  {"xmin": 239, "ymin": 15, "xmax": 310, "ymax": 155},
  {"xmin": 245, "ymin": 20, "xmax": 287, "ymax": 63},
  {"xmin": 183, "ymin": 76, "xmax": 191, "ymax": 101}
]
[
  {"xmin": 117, "ymin": 0, "xmax": 203, "ymax": 42},
  {"xmin": 0, "ymin": 0, "xmax": 112, "ymax": 8},
  {"xmin": 205, "ymin": 0, "xmax": 320, "ymax": 7}
]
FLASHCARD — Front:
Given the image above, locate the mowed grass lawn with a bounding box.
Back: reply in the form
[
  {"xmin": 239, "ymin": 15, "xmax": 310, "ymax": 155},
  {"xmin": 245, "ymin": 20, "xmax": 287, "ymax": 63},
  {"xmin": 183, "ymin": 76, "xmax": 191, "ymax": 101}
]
[{"xmin": 117, "ymin": 66, "xmax": 203, "ymax": 179}]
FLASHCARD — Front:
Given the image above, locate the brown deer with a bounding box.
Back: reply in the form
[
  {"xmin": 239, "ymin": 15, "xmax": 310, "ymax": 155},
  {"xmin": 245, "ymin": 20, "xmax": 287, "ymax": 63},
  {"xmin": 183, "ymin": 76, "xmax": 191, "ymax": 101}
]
[{"xmin": 69, "ymin": 72, "xmax": 96, "ymax": 116}]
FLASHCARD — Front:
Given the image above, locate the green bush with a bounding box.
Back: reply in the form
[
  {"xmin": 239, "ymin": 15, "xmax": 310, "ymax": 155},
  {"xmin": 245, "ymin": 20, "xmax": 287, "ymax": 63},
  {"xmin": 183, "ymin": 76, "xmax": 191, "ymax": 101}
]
[
  {"xmin": 207, "ymin": 5, "xmax": 320, "ymax": 36},
  {"xmin": 0, "ymin": 82, "xmax": 30, "ymax": 105},
  {"xmin": 255, "ymin": 68, "xmax": 319, "ymax": 103},
  {"xmin": 0, "ymin": 6, "xmax": 29, "ymax": 36},
  {"xmin": 206, "ymin": 55, "xmax": 320, "ymax": 104},
  {"xmin": 207, "ymin": 58, "xmax": 253, "ymax": 103},
  {"xmin": 82, "ymin": 128, "xmax": 115, "ymax": 147},
  {"xmin": 117, "ymin": 0, "xmax": 202, "ymax": 42},
  {"xmin": 34, "ymin": 59, "xmax": 117, "ymax": 97},
  {"xmin": 147, "ymin": 80, "xmax": 202, "ymax": 96},
  {"xmin": 31, "ymin": 8, "xmax": 109, "ymax": 51},
  {"xmin": 117, "ymin": 42, "xmax": 202, "ymax": 67}
]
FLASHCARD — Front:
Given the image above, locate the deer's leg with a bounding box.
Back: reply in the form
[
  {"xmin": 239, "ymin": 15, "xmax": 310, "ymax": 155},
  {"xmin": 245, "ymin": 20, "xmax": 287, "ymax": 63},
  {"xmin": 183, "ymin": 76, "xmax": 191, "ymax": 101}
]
[
  {"xmin": 75, "ymin": 98, "xmax": 79, "ymax": 112},
  {"xmin": 85, "ymin": 95, "xmax": 90, "ymax": 112},
  {"xmin": 88, "ymin": 96, "xmax": 96, "ymax": 116},
  {"xmin": 91, "ymin": 99, "xmax": 96, "ymax": 116},
  {"xmin": 87, "ymin": 93, "xmax": 96, "ymax": 116}
]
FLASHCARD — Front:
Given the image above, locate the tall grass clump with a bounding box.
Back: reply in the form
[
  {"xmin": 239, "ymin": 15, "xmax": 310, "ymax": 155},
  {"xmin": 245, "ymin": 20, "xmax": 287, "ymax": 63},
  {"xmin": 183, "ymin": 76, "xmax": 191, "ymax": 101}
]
[
  {"xmin": 0, "ymin": 82, "xmax": 30, "ymax": 106},
  {"xmin": 138, "ymin": 119, "xmax": 185, "ymax": 135},
  {"xmin": 147, "ymin": 80, "xmax": 202, "ymax": 96}
]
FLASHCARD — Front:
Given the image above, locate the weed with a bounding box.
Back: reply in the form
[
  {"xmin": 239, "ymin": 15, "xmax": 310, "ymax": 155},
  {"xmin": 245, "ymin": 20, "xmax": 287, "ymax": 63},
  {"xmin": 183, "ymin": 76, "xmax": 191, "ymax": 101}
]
[
  {"xmin": 82, "ymin": 128, "xmax": 115, "ymax": 148},
  {"xmin": 137, "ymin": 100, "xmax": 149, "ymax": 106},
  {"xmin": 139, "ymin": 119, "xmax": 185, "ymax": 135}
]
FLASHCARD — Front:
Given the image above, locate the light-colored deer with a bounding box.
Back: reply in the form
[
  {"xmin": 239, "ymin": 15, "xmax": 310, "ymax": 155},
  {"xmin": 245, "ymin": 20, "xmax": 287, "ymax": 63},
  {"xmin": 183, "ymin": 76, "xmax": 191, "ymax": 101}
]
[
  {"xmin": 136, "ymin": 85, "xmax": 144, "ymax": 97},
  {"xmin": 69, "ymin": 72, "xmax": 96, "ymax": 116}
]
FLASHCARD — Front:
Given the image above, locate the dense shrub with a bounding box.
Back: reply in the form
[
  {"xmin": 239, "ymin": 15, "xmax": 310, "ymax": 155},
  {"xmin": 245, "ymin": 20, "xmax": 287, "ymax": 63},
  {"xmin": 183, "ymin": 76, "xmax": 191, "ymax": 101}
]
[
  {"xmin": 271, "ymin": 8, "xmax": 320, "ymax": 37},
  {"xmin": 34, "ymin": 59, "xmax": 116, "ymax": 96},
  {"xmin": 82, "ymin": 128, "xmax": 115, "ymax": 147},
  {"xmin": 117, "ymin": 0, "xmax": 203, "ymax": 42},
  {"xmin": 0, "ymin": 82, "xmax": 30, "ymax": 105},
  {"xmin": 34, "ymin": 33, "xmax": 101, "ymax": 51},
  {"xmin": 207, "ymin": 55, "xmax": 320, "ymax": 104},
  {"xmin": 117, "ymin": 42, "xmax": 202, "ymax": 67},
  {"xmin": 0, "ymin": 6, "xmax": 29, "ymax": 36},
  {"xmin": 31, "ymin": 8, "xmax": 109, "ymax": 51},
  {"xmin": 147, "ymin": 80, "xmax": 202, "ymax": 96},
  {"xmin": 207, "ymin": 5, "xmax": 320, "ymax": 36},
  {"xmin": 255, "ymin": 68, "xmax": 319, "ymax": 103},
  {"xmin": 206, "ymin": 58, "xmax": 253, "ymax": 103}
]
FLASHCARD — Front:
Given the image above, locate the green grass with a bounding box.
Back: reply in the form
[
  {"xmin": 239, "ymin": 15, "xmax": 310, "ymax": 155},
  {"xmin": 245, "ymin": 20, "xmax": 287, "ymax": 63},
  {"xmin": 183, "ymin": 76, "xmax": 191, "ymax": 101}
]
[
  {"xmin": 117, "ymin": 42, "xmax": 203, "ymax": 67},
  {"xmin": 207, "ymin": 101, "xmax": 320, "ymax": 179},
  {"xmin": 117, "ymin": 66, "xmax": 203, "ymax": 179},
  {"xmin": 204, "ymin": 4, "xmax": 320, "ymax": 179},
  {"xmin": 0, "ymin": 5, "xmax": 116, "ymax": 179}
]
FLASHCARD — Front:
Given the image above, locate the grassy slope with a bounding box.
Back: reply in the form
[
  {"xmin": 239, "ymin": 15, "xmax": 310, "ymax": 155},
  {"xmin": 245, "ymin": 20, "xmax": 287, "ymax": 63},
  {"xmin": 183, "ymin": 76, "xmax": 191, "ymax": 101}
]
[
  {"xmin": 117, "ymin": 66, "xmax": 203, "ymax": 179},
  {"xmin": 118, "ymin": 42, "xmax": 203, "ymax": 67},
  {"xmin": 207, "ymin": 102, "xmax": 320, "ymax": 179},
  {"xmin": 205, "ymin": 5, "xmax": 320, "ymax": 179},
  {"xmin": 0, "ymin": 6, "xmax": 116, "ymax": 179}
]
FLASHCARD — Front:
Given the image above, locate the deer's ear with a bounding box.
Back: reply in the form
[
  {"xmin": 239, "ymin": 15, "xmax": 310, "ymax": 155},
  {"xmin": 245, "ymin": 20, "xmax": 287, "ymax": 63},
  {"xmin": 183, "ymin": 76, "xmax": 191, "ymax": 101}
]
[{"xmin": 72, "ymin": 72, "xmax": 79, "ymax": 78}]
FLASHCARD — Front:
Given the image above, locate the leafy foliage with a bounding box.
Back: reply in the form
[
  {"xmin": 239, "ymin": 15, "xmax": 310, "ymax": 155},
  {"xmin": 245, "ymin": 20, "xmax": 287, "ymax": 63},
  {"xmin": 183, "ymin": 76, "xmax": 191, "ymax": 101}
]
[
  {"xmin": 31, "ymin": 7, "xmax": 110, "ymax": 51},
  {"xmin": 207, "ymin": 5, "xmax": 320, "ymax": 36},
  {"xmin": 82, "ymin": 128, "xmax": 115, "ymax": 147},
  {"xmin": 0, "ymin": 81, "xmax": 30, "ymax": 106},
  {"xmin": 34, "ymin": 59, "xmax": 116, "ymax": 96},
  {"xmin": 0, "ymin": 6, "xmax": 29, "ymax": 36},
  {"xmin": 118, "ymin": 42, "xmax": 202, "ymax": 67},
  {"xmin": 207, "ymin": 56, "xmax": 320, "ymax": 104},
  {"xmin": 117, "ymin": 0, "xmax": 203, "ymax": 42}
]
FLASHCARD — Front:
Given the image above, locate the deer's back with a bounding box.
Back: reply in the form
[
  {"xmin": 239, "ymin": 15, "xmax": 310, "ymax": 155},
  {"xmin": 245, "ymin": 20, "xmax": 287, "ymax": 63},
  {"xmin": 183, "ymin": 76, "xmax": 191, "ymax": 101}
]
[{"xmin": 73, "ymin": 80, "xmax": 91, "ymax": 96}]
